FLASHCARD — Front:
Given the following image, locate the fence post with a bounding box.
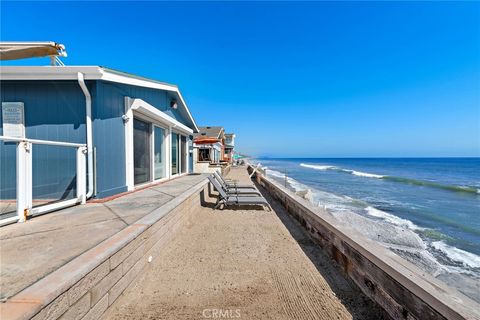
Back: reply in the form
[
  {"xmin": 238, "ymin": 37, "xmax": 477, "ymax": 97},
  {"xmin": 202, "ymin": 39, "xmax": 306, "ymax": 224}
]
[
  {"xmin": 16, "ymin": 141, "xmax": 32, "ymax": 222},
  {"xmin": 77, "ymin": 146, "xmax": 87, "ymax": 204}
]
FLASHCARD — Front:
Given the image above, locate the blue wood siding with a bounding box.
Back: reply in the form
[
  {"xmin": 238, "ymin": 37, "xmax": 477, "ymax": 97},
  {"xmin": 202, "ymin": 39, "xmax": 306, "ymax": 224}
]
[
  {"xmin": 1, "ymin": 80, "xmax": 88, "ymax": 201},
  {"xmin": 1, "ymin": 79, "xmax": 196, "ymax": 200},
  {"xmin": 92, "ymin": 81, "xmax": 193, "ymax": 197}
]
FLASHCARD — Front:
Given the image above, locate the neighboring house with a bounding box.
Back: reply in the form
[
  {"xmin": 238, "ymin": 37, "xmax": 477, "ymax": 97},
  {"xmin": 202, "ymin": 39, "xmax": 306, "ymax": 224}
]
[
  {"xmin": 193, "ymin": 126, "xmax": 227, "ymax": 173},
  {"xmin": 223, "ymin": 133, "xmax": 235, "ymax": 163},
  {"xmin": 0, "ymin": 66, "xmax": 199, "ymax": 211}
]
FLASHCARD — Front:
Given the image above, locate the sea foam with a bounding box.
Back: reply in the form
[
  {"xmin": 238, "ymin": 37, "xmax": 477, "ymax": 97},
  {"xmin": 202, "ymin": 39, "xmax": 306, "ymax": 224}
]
[
  {"xmin": 432, "ymin": 241, "xmax": 480, "ymax": 269},
  {"xmin": 344, "ymin": 169, "xmax": 384, "ymax": 179},
  {"xmin": 300, "ymin": 163, "xmax": 384, "ymax": 178},
  {"xmin": 300, "ymin": 163, "xmax": 336, "ymax": 170},
  {"xmin": 365, "ymin": 206, "xmax": 423, "ymax": 230}
]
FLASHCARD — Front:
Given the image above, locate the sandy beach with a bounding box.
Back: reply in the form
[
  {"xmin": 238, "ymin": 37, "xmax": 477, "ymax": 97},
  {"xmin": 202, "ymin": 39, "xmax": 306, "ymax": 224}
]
[{"xmin": 102, "ymin": 167, "xmax": 387, "ymax": 320}]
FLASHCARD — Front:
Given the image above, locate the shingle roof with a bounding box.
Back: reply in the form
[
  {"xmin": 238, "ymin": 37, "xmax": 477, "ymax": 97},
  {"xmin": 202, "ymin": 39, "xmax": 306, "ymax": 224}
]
[{"xmin": 194, "ymin": 126, "xmax": 224, "ymax": 139}]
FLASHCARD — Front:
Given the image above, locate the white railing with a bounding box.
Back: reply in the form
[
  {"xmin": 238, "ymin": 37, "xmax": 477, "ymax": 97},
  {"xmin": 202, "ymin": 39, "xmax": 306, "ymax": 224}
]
[{"xmin": 0, "ymin": 136, "xmax": 87, "ymax": 226}]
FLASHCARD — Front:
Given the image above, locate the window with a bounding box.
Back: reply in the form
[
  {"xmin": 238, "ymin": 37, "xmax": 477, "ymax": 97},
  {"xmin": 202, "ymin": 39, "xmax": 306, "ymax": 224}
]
[
  {"xmin": 198, "ymin": 149, "xmax": 210, "ymax": 162},
  {"xmin": 153, "ymin": 126, "xmax": 165, "ymax": 180},
  {"xmin": 133, "ymin": 119, "xmax": 151, "ymax": 185},
  {"xmin": 181, "ymin": 136, "xmax": 187, "ymax": 173},
  {"xmin": 171, "ymin": 132, "xmax": 179, "ymax": 175}
]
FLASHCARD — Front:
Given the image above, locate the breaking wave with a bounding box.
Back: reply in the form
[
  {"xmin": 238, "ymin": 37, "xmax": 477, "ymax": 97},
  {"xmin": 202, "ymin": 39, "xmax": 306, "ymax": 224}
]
[
  {"xmin": 432, "ymin": 241, "xmax": 480, "ymax": 269},
  {"xmin": 300, "ymin": 163, "xmax": 479, "ymax": 195},
  {"xmin": 365, "ymin": 206, "xmax": 423, "ymax": 231},
  {"xmin": 300, "ymin": 162, "xmax": 384, "ymax": 178},
  {"xmin": 299, "ymin": 163, "xmax": 337, "ymax": 171},
  {"xmin": 266, "ymin": 167, "xmax": 480, "ymax": 278}
]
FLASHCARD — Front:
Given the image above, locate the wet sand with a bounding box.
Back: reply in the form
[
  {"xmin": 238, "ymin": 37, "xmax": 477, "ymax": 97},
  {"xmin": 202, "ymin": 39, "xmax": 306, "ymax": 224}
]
[{"xmin": 103, "ymin": 167, "xmax": 388, "ymax": 320}]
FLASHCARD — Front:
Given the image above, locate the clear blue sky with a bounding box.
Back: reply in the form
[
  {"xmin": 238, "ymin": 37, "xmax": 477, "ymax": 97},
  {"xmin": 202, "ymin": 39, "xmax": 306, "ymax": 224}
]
[{"xmin": 2, "ymin": 1, "xmax": 479, "ymax": 157}]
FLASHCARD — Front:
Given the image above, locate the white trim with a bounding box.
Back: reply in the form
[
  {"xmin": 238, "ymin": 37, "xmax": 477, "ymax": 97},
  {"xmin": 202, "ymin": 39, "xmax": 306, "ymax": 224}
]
[
  {"xmin": 0, "ymin": 66, "xmax": 199, "ymax": 132},
  {"xmin": 124, "ymin": 97, "xmax": 135, "ymax": 191},
  {"xmin": 125, "ymin": 97, "xmax": 186, "ymax": 189},
  {"xmin": 166, "ymin": 126, "xmax": 171, "ymax": 179},
  {"xmin": 76, "ymin": 147, "xmax": 87, "ymax": 204},
  {"xmin": 0, "ymin": 135, "xmax": 85, "ymax": 147},
  {"xmin": 30, "ymin": 198, "xmax": 80, "ymax": 217},
  {"xmin": 16, "ymin": 141, "xmax": 30, "ymax": 222},
  {"xmin": 152, "ymin": 124, "xmax": 167, "ymax": 181},
  {"xmin": 151, "ymin": 124, "xmax": 155, "ymax": 182},
  {"xmin": 170, "ymin": 131, "xmax": 190, "ymax": 176},
  {"xmin": 77, "ymin": 72, "xmax": 94, "ymax": 199},
  {"xmin": 130, "ymin": 98, "xmax": 193, "ymax": 135},
  {"xmin": 0, "ymin": 216, "xmax": 20, "ymax": 227},
  {"xmin": 182, "ymin": 134, "xmax": 187, "ymax": 174},
  {"xmin": 0, "ymin": 66, "xmax": 176, "ymax": 89},
  {"xmin": 170, "ymin": 132, "xmax": 180, "ymax": 177},
  {"xmin": 125, "ymin": 97, "xmax": 192, "ymax": 190},
  {"xmin": 1, "ymin": 136, "xmax": 87, "ymax": 224},
  {"xmin": 186, "ymin": 136, "xmax": 191, "ymax": 174}
]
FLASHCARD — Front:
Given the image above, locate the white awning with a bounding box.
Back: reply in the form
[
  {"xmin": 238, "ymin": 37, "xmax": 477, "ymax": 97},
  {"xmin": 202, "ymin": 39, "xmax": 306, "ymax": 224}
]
[
  {"xmin": 128, "ymin": 98, "xmax": 193, "ymax": 135},
  {"xmin": 193, "ymin": 142, "xmax": 222, "ymax": 151}
]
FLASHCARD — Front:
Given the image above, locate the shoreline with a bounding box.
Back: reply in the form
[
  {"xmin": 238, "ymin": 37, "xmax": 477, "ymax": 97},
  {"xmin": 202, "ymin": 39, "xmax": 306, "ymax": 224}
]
[
  {"xmin": 249, "ymin": 164, "xmax": 480, "ymax": 319},
  {"xmin": 252, "ymin": 162, "xmax": 480, "ymax": 305}
]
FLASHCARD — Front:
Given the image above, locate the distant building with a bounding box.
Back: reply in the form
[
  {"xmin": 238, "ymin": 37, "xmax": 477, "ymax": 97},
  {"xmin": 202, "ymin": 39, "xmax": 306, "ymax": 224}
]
[
  {"xmin": 223, "ymin": 133, "xmax": 235, "ymax": 163},
  {"xmin": 193, "ymin": 126, "xmax": 231, "ymax": 173}
]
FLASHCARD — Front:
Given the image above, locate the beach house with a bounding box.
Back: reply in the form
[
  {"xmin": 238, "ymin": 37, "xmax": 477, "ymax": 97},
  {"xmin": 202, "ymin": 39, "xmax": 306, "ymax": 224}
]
[
  {"xmin": 193, "ymin": 126, "xmax": 228, "ymax": 173},
  {"xmin": 0, "ymin": 66, "xmax": 199, "ymax": 223},
  {"xmin": 223, "ymin": 133, "xmax": 235, "ymax": 163}
]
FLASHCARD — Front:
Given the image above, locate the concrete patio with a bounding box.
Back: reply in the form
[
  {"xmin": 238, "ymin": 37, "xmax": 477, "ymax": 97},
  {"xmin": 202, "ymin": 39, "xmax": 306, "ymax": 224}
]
[{"xmin": 0, "ymin": 173, "xmax": 208, "ymax": 302}]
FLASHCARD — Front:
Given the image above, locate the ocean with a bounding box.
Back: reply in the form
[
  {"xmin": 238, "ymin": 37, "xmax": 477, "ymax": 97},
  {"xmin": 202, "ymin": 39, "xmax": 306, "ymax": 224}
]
[{"xmin": 252, "ymin": 158, "xmax": 480, "ymax": 301}]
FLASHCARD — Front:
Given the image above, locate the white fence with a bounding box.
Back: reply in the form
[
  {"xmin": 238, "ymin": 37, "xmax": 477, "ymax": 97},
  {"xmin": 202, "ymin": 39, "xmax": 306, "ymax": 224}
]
[{"xmin": 0, "ymin": 136, "xmax": 87, "ymax": 226}]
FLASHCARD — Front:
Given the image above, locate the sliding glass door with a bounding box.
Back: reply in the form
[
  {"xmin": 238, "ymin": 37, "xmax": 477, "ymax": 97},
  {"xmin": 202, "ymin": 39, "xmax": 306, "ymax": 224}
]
[
  {"xmin": 171, "ymin": 132, "xmax": 179, "ymax": 175},
  {"xmin": 133, "ymin": 119, "xmax": 151, "ymax": 185},
  {"xmin": 181, "ymin": 136, "xmax": 187, "ymax": 173},
  {"xmin": 171, "ymin": 133, "xmax": 187, "ymax": 175},
  {"xmin": 153, "ymin": 126, "xmax": 166, "ymax": 180},
  {"xmin": 133, "ymin": 118, "xmax": 187, "ymax": 184}
]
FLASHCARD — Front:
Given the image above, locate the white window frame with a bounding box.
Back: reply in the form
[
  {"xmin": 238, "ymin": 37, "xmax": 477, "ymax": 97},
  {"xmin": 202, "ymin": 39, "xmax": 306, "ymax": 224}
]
[
  {"xmin": 171, "ymin": 131, "xmax": 180, "ymax": 177},
  {"xmin": 125, "ymin": 97, "xmax": 193, "ymax": 191},
  {"xmin": 152, "ymin": 124, "xmax": 168, "ymax": 182},
  {"xmin": 171, "ymin": 131, "xmax": 189, "ymax": 177}
]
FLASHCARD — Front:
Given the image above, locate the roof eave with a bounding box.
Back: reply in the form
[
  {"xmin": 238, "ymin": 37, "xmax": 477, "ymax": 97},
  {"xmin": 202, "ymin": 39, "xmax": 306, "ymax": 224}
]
[{"xmin": 0, "ymin": 66, "xmax": 200, "ymax": 133}]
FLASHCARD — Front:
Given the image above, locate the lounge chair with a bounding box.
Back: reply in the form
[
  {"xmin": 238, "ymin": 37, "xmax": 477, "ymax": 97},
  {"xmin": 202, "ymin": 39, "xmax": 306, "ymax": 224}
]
[
  {"xmin": 207, "ymin": 176, "xmax": 270, "ymax": 210},
  {"xmin": 213, "ymin": 172, "xmax": 257, "ymax": 193},
  {"xmin": 208, "ymin": 175, "xmax": 261, "ymax": 196},
  {"xmin": 214, "ymin": 171, "xmax": 254, "ymax": 189}
]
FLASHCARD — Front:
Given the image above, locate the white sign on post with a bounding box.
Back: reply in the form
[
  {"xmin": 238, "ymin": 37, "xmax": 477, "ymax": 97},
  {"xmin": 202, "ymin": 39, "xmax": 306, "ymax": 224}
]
[{"xmin": 2, "ymin": 102, "xmax": 25, "ymax": 138}]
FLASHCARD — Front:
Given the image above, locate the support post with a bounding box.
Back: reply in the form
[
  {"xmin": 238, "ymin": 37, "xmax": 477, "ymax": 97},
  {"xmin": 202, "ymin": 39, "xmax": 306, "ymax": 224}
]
[
  {"xmin": 77, "ymin": 146, "xmax": 87, "ymax": 204},
  {"xmin": 124, "ymin": 97, "xmax": 134, "ymax": 191},
  {"xmin": 16, "ymin": 141, "xmax": 32, "ymax": 222},
  {"xmin": 166, "ymin": 126, "xmax": 171, "ymax": 179}
]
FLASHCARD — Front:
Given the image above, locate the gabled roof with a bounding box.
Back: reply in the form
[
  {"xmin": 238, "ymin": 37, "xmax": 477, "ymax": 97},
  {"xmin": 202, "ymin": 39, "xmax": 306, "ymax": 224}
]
[
  {"xmin": 194, "ymin": 126, "xmax": 224, "ymax": 139},
  {"xmin": 0, "ymin": 66, "xmax": 199, "ymax": 132}
]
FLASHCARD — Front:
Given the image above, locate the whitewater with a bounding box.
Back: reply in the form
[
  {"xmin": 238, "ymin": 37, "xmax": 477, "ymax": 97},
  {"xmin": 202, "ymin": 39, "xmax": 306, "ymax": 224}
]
[{"xmin": 255, "ymin": 158, "xmax": 480, "ymax": 302}]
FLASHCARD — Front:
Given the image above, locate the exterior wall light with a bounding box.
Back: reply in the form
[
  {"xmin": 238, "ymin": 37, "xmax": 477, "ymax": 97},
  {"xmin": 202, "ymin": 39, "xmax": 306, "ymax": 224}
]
[{"xmin": 170, "ymin": 100, "xmax": 178, "ymax": 109}]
